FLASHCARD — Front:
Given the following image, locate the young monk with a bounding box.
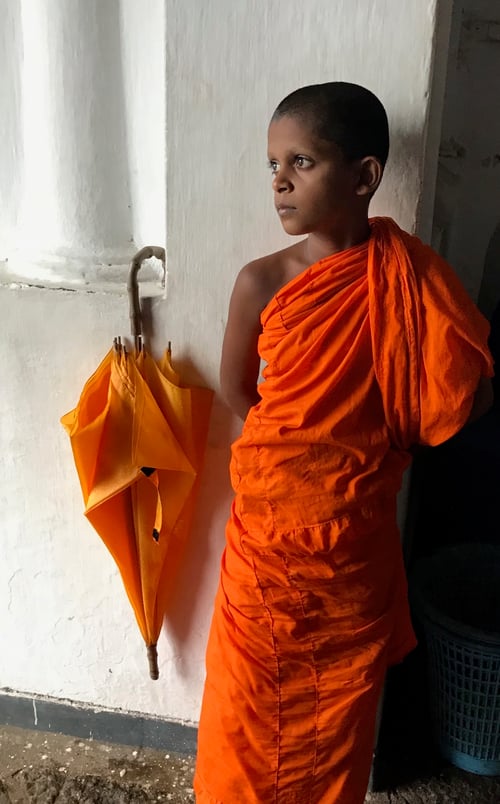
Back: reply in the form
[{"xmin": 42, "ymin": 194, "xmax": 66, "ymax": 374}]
[{"xmin": 194, "ymin": 82, "xmax": 493, "ymax": 803}]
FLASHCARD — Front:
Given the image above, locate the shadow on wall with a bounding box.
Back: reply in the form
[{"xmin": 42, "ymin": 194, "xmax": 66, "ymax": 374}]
[{"xmin": 162, "ymin": 392, "xmax": 234, "ymax": 678}]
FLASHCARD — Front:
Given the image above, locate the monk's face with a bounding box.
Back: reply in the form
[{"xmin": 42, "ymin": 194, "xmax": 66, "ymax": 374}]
[{"xmin": 267, "ymin": 115, "xmax": 364, "ymax": 238}]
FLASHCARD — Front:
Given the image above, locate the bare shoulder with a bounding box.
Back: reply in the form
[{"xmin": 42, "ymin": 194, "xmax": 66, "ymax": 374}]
[
  {"xmin": 235, "ymin": 241, "xmax": 307, "ymax": 312},
  {"xmin": 221, "ymin": 242, "xmax": 307, "ymax": 418}
]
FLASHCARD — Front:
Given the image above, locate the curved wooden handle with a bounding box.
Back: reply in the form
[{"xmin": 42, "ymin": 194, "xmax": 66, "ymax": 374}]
[{"xmin": 127, "ymin": 246, "xmax": 166, "ymax": 347}]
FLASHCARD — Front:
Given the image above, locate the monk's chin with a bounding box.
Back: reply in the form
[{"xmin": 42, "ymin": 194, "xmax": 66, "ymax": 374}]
[{"xmin": 279, "ymin": 219, "xmax": 310, "ymax": 237}]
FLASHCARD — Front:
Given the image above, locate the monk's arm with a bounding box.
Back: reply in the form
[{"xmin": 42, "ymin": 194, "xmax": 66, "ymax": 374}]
[
  {"xmin": 466, "ymin": 375, "xmax": 494, "ymax": 424},
  {"xmin": 220, "ymin": 265, "xmax": 265, "ymax": 421}
]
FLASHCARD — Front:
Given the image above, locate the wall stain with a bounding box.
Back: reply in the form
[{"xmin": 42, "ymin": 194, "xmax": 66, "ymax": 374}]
[{"xmin": 439, "ymin": 137, "xmax": 466, "ymax": 160}]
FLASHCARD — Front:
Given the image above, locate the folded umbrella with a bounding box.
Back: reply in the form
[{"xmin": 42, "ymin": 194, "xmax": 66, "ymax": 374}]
[{"xmin": 61, "ymin": 247, "xmax": 213, "ymax": 678}]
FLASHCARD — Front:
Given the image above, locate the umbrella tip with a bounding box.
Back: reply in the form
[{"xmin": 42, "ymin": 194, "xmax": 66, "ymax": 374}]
[{"xmin": 147, "ymin": 644, "xmax": 159, "ymax": 680}]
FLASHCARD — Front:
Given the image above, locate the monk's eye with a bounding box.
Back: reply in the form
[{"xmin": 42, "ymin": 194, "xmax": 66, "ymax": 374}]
[
  {"xmin": 267, "ymin": 160, "xmax": 279, "ymax": 175},
  {"xmin": 294, "ymin": 155, "xmax": 313, "ymax": 169}
]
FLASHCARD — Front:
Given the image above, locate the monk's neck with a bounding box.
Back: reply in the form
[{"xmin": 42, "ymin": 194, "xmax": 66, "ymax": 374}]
[{"xmin": 303, "ymin": 220, "xmax": 371, "ymax": 265}]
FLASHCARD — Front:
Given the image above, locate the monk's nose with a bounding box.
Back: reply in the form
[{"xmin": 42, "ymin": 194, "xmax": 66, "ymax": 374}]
[{"xmin": 272, "ymin": 171, "xmax": 293, "ymax": 193}]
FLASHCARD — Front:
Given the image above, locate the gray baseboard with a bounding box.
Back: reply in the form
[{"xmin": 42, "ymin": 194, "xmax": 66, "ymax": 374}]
[{"xmin": 0, "ymin": 689, "xmax": 197, "ymax": 755}]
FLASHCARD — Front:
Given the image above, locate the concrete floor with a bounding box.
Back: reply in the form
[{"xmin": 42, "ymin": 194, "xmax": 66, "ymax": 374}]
[
  {"xmin": 1, "ymin": 722, "xmax": 500, "ymax": 803},
  {"xmin": 0, "ymin": 725, "xmax": 195, "ymax": 803},
  {"xmin": 367, "ymin": 772, "xmax": 500, "ymax": 803}
]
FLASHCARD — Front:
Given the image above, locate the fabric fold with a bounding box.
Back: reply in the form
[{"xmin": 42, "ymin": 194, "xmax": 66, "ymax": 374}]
[{"xmin": 368, "ymin": 217, "xmax": 493, "ymax": 450}]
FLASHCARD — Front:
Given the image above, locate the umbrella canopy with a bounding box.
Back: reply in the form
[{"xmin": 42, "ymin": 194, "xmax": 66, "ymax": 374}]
[{"xmin": 61, "ymin": 247, "xmax": 213, "ymax": 678}]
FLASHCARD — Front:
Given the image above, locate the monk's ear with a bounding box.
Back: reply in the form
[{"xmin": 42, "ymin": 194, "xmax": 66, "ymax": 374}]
[{"xmin": 355, "ymin": 156, "xmax": 383, "ymax": 197}]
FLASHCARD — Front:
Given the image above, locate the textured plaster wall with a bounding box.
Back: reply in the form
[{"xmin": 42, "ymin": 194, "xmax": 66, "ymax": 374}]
[{"xmin": 1, "ymin": 0, "xmax": 450, "ymax": 725}]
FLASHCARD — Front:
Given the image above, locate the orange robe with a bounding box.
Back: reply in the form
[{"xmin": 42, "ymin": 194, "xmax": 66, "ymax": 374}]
[{"xmin": 194, "ymin": 218, "xmax": 493, "ymax": 803}]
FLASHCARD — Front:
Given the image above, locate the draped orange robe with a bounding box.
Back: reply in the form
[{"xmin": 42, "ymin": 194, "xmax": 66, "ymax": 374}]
[{"xmin": 194, "ymin": 218, "xmax": 493, "ymax": 804}]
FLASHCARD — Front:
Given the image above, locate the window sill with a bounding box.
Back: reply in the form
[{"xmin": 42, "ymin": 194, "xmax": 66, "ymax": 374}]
[{"xmin": 0, "ymin": 253, "xmax": 166, "ymax": 297}]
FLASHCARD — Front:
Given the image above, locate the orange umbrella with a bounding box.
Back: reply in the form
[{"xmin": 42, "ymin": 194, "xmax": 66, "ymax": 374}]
[{"xmin": 61, "ymin": 247, "xmax": 213, "ymax": 678}]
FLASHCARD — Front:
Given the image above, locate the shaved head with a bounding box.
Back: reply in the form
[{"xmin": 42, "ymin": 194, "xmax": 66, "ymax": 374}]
[{"xmin": 272, "ymin": 82, "xmax": 389, "ymax": 167}]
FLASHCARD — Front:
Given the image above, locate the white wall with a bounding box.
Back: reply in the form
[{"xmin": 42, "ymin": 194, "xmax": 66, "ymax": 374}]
[
  {"xmin": 0, "ymin": 0, "xmax": 451, "ymax": 725},
  {"xmin": 164, "ymin": 0, "xmax": 455, "ymax": 388}
]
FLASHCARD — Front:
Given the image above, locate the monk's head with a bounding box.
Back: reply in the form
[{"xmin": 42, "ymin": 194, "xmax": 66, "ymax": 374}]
[
  {"xmin": 268, "ymin": 82, "xmax": 388, "ymax": 238},
  {"xmin": 271, "ymin": 82, "xmax": 389, "ymax": 170}
]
